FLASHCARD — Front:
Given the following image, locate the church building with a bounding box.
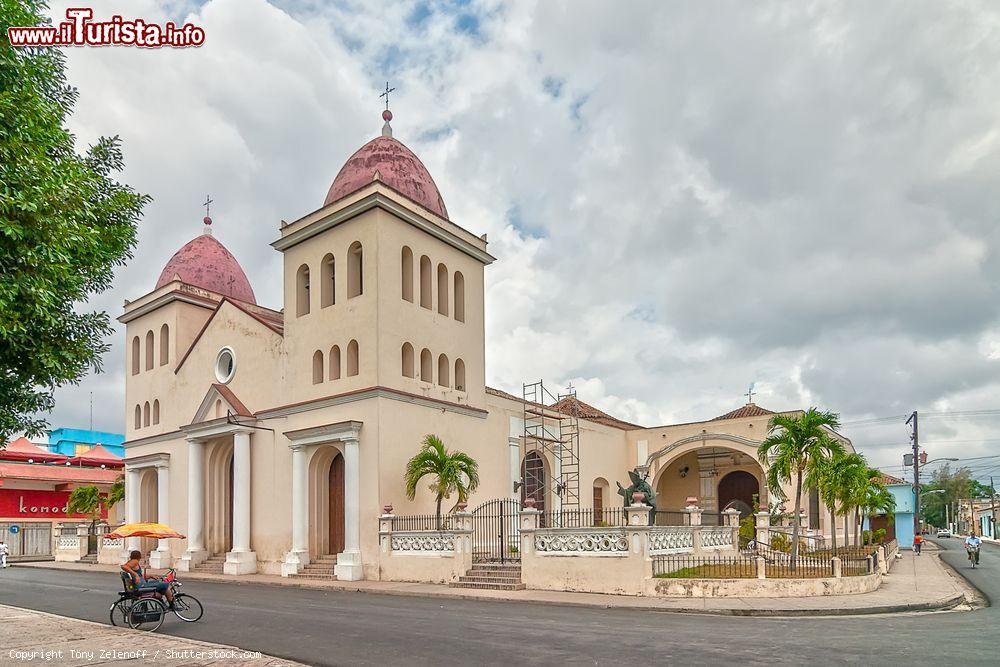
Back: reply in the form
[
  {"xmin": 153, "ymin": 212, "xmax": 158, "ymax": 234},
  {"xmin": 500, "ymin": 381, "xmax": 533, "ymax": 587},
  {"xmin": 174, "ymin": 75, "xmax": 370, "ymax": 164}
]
[{"xmin": 119, "ymin": 108, "xmax": 854, "ymax": 579}]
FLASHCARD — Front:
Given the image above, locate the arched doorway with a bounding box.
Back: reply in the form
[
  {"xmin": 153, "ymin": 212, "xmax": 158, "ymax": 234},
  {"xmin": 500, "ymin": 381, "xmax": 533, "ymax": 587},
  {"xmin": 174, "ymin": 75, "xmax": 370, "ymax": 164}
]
[
  {"xmin": 206, "ymin": 440, "xmax": 234, "ymax": 556},
  {"xmin": 307, "ymin": 446, "xmax": 346, "ymax": 556},
  {"xmin": 138, "ymin": 469, "xmax": 158, "ymax": 555},
  {"xmin": 328, "ymin": 453, "xmax": 345, "ymax": 555},
  {"xmin": 718, "ymin": 470, "xmax": 759, "ymax": 518},
  {"xmin": 521, "ymin": 451, "xmax": 546, "ymax": 513}
]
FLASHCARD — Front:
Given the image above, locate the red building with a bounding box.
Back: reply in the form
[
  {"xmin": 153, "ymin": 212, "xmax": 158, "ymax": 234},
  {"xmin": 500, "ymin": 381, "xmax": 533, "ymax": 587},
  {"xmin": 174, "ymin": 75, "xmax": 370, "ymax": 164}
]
[{"xmin": 1, "ymin": 437, "xmax": 123, "ymax": 560}]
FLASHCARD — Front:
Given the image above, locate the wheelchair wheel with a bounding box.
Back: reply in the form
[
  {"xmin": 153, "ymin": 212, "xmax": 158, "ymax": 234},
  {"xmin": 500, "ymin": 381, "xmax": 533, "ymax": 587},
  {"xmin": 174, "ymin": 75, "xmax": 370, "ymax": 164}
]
[
  {"xmin": 127, "ymin": 597, "xmax": 167, "ymax": 632},
  {"xmin": 171, "ymin": 593, "xmax": 204, "ymax": 622},
  {"xmin": 109, "ymin": 598, "xmax": 134, "ymax": 627}
]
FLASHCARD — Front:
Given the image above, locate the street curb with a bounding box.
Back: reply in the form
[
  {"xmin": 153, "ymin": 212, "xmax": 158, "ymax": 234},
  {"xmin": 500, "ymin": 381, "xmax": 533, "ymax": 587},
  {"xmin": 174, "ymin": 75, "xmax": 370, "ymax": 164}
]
[{"xmin": 9, "ymin": 562, "xmax": 969, "ymax": 618}]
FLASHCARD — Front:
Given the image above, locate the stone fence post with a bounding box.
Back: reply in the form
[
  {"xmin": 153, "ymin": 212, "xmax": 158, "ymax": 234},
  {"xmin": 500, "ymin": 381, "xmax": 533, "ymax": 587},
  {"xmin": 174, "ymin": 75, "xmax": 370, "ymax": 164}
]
[
  {"xmin": 684, "ymin": 498, "xmax": 702, "ymax": 526},
  {"xmin": 723, "ymin": 508, "xmax": 741, "ymax": 550},
  {"xmin": 626, "ymin": 502, "xmax": 651, "ymax": 527},
  {"xmin": 519, "ymin": 503, "xmax": 542, "ymax": 558},
  {"xmin": 831, "ymin": 556, "xmax": 842, "ymax": 578},
  {"xmin": 453, "ymin": 508, "xmax": 473, "ymax": 573},
  {"xmin": 756, "ymin": 556, "xmax": 766, "ymax": 579},
  {"xmin": 755, "ymin": 511, "xmax": 771, "ymax": 554},
  {"xmin": 378, "ymin": 506, "xmax": 395, "ymax": 557}
]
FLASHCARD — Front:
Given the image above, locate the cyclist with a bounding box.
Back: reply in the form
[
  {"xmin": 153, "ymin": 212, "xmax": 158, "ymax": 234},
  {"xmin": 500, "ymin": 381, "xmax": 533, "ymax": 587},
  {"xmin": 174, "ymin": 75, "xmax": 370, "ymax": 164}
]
[
  {"xmin": 964, "ymin": 532, "xmax": 982, "ymax": 566},
  {"xmin": 121, "ymin": 550, "xmax": 175, "ymax": 608}
]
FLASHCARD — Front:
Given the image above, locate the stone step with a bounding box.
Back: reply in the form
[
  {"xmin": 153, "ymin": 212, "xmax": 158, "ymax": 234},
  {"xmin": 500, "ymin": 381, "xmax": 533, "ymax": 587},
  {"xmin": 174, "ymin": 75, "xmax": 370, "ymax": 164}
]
[
  {"xmin": 458, "ymin": 575, "xmax": 522, "ymax": 585},
  {"xmin": 291, "ymin": 573, "xmax": 338, "ymax": 581},
  {"xmin": 449, "ymin": 581, "xmax": 526, "ymax": 591},
  {"xmin": 468, "ymin": 566, "xmax": 521, "ymax": 574}
]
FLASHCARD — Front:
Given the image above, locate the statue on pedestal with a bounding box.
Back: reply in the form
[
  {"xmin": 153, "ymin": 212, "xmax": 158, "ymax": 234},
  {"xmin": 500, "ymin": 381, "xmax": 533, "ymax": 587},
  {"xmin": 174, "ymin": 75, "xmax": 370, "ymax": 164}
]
[{"xmin": 616, "ymin": 468, "xmax": 656, "ymax": 525}]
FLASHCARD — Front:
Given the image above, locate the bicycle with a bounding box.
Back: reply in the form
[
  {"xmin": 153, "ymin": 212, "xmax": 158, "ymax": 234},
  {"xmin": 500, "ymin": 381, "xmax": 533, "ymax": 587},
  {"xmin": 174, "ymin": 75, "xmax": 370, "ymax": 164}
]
[
  {"xmin": 110, "ymin": 568, "xmax": 203, "ymax": 631},
  {"xmin": 967, "ymin": 546, "xmax": 980, "ymax": 568}
]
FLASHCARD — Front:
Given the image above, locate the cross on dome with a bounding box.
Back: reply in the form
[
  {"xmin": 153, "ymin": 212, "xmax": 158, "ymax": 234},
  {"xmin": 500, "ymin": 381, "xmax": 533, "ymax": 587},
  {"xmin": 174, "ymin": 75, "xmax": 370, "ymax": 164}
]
[
  {"xmin": 202, "ymin": 194, "xmax": 214, "ymax": 235},
  {"xmin": 380, "ymin": 81, "xmax": 395, "ymax": 137}
]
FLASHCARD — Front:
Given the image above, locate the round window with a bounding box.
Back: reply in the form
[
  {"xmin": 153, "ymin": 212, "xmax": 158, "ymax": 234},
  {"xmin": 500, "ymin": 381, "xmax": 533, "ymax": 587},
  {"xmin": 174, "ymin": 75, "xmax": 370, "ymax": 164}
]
[{"xmin": 215, "ymin": 347, "xmax": 236, "ymax": 384}]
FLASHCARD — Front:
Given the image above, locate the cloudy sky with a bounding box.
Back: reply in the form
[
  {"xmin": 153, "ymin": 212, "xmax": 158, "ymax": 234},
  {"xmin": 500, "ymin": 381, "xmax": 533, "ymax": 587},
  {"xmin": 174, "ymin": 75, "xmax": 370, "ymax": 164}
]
[{"xmin": 38, "ymin": 0, "xmax": 1000, "ymax": 480}]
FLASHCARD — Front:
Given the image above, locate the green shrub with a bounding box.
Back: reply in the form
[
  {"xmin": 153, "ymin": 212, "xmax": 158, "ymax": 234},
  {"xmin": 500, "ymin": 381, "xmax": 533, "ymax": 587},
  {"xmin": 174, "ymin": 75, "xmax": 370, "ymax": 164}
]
[
  {"xmin": 873, "ymin": 528, "xmax": 886, "ymax": 544},
  {"xmin": 862, "ymin": 529, "xmax": 872, "ymax": 545},
  {"xmin": 770, "ymin": 532, "xmax": 791, "ymax": 553}
]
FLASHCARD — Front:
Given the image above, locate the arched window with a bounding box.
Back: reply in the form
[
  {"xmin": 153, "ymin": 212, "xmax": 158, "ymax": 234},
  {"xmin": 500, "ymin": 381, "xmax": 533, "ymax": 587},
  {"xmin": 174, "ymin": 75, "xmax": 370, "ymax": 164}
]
[
  {"xmin": 347, "ymin": 242, "xmax": 363, "ymax": 298},
  {"xmin": 143, "ymin": 401, "xmax": 150, "ymax": 427},
  {"xmin": 144, "ymin": 330, "xmax": 154, "ymax": 371},
  {"xmin": 455, "ymin": 358, "xmax": 466, "ymax": 391},
  {"xmin": 296, "ymin": 264, "xmax": 311, "ymax": 316},
  {"xmin": 134, "ymin": 405, "xmax": 141, "ymax": 429},
  {"xmin": 437, "ymin": 264, "xmax": 449, "ymax": 316},
  {"xmin": 131, "ymin": 336, "xmax": 140, "ymax": 375},
  {"xmin": 159, "ymin": 324, "xmax": 169, "ymax": 366},
  {"xmin": 346, "ymin": 340, "xmax": 359, "ymax": 376},
  {"xmin": 454, "ymin": 271, "xmax": 465, "ymax": 322},
  {"xmin": 593, "ymin": 478, "xmax": 610, "ymax": 524},
  {"xmin": 419, "ymin": 255, "xmax": 432, "ymax": 309},
  {"xmin": 329, "ymin": 345, "xmax": 341, "ymax": 380},
  {"xmin": 214, "ymin": 399, "xmax": 223, "ymax": 419},
  {"xmin": 437, "ymin": 353, "xmax": 450, "ymax": 387},
  {"xmin": 401, "ymin": 343, "xmax": 415, "ymax": 378},
  {"xmin": 312, "ymin": 349, "xmax": 324, "ymax": 384},
  {"xmin": 420, "ymin": 348, "xmax": 433, "ymax": 382},
  {"xmin": 321, "ymin": 253, "xmax": 335, "ymax": 308},
  {"xmin": 401, "ymin": 246, "xmax": 414, "ymax": 302},
  {"xmin": 152, "ymin": 400, "xmax": 160, "ymax": 425}
]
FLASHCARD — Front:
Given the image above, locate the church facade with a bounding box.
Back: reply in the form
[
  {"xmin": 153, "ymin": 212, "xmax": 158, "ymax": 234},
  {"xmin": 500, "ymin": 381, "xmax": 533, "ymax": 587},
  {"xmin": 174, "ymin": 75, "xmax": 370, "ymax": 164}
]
[{"xmin": 120, "ymin": 110, "xmax": 854, "ymax": 579}]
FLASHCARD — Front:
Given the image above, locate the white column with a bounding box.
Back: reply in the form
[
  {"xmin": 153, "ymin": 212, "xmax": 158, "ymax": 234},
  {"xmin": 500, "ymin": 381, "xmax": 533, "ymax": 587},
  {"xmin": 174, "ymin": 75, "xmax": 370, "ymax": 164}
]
[
  {"xmin": 282, "ymin": 444, "xmax": 310, "ymax": 576},
  {"xmin": 224, "ymin": 430, "xmax": 256, "ymax": 575},
  {"xmin": 124, "ymin": 467, "xmax": 141, "ymax": 552},
  {"xmin": 148, "ymin": 463, "xmax": 172, "ymax": 568},
  {"xmin": 177, "ymin": 440, "xmax": 207, "ymax": 572},
  {"xmin": 335, "ymin": 437, "xmax": 363, "ymax": 580}
]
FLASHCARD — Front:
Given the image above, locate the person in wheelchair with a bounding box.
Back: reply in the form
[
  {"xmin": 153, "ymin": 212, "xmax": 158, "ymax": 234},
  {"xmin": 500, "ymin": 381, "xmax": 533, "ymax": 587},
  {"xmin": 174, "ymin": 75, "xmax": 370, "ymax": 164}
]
[{"xmin": 121, "ymin": 550, "xmax": 175, "ymax": 609}]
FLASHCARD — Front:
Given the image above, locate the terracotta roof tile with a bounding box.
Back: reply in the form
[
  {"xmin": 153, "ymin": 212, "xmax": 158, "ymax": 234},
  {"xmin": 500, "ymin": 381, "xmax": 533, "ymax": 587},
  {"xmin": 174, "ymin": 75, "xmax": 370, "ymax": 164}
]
[
  {"xmin": 485, "ymin": 386, "xmax": 641, "ymax": 430},
  {"xmin": 711, "ymin": 403, "xmax": 776, "ymax": 421}
]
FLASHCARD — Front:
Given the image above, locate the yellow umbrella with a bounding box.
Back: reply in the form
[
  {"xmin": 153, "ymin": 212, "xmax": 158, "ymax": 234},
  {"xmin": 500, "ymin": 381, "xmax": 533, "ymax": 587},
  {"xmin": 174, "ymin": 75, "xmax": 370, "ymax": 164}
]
[{"xmin": 107, "ymin": 522, "xmax": 186, "ymax": 539}]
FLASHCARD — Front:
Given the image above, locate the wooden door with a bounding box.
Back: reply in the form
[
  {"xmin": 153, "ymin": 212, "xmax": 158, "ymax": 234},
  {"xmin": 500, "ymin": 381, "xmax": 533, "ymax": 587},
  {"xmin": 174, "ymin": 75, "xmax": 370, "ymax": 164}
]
[
  {"xmin": 329, "ymin": 454, "xmax": 345, "ymax": 554},
  {"xmin": 593, "ymin": 485, "xmax": 604, "ymax": 525}
]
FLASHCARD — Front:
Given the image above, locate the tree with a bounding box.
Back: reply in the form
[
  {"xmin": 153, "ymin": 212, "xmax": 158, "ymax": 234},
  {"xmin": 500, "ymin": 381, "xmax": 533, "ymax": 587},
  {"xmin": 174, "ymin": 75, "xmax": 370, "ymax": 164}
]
[
  {"xmin": 66, "ymin": 478, "xmax": 124, "ymax": 533},
  {"xmin": 807, "ymin": 450, "xmax": 866, "ymax": 554},
  {"xmin": 759, "ymin": 408, "xmax": 845, "ymax": 569},
  {"xmin": 0, "ymin": 1, "xmax": 150, "ymax": 442},
  {"xmin": 404, "ymin": 434, "xmax": 480, "ymax": 529},
  {"xmin": 858, "ymin": 470, "xmax": 895, "ymax": 545}
]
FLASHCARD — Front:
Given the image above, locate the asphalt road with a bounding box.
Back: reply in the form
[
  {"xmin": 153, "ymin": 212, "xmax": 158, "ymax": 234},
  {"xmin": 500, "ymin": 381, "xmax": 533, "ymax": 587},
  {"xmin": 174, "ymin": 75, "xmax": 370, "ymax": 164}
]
[{"xmin": 0, "ymin": 543, "xmax": 995, "ymax": 666}]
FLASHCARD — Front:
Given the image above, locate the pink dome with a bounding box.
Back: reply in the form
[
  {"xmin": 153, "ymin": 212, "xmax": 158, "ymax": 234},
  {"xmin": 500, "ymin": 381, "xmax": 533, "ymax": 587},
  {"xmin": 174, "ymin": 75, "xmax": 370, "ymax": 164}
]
[
  {"xmin": 324, "ymin": 136, "xmax": 448, "ymax": 219},
  {"xmin": 155, "ymin": 233, "xmax": 256, "ymax": 304}
]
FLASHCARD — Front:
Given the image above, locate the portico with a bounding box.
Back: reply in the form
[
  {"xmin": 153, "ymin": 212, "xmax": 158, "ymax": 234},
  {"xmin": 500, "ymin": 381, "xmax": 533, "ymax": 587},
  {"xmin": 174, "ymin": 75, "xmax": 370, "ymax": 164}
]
[
  {"xmin": 177, "ymin": 418, "xmax": 257, "ymax": 575},
  {"xmin": 123, "ymin": 453, "xmax": 171, "ymax": 566},
  {"xmin": 281, "ymin": 421, "xmax": 362, "ymax": 580}
]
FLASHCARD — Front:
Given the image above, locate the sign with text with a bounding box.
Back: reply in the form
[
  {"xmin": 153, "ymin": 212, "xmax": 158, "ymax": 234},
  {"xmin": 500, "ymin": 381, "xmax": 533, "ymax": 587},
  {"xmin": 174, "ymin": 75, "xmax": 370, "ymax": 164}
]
[{"xmin": 0, "ymin": 489, "xmax": 108, "ymax": 519}]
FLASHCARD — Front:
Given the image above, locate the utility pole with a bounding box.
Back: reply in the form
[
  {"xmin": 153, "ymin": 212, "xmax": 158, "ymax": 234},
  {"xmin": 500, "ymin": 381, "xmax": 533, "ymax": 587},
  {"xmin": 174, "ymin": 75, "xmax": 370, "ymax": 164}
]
[
  {"xmin": 991, "ymin": 476, "xmax": 996, "ymax": 539},
  {"xmin": 907, "ymin": 411, "xmax": 919, "ymax": 536}
]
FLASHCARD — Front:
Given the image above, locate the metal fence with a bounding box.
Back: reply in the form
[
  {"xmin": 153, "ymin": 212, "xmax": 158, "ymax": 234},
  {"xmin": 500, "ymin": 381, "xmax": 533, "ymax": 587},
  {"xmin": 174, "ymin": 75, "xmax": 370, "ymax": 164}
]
[
  {"xmin": 884, "ymin": 539, "xmax": 898, "ymax": 555},
  {"xmin": 652, "ymin": 554, "xmax": 758, "ymax": 578},
  {"xmin": 539, "ymin": 508, "xmax": 627, "ymax": 528},
  {"xmin": 764, "ymin": 553, "xmax": 835, "ymax": 578},
  {"xmin": 840, "ymin": 555, "xmax": 871, "ymax": 576},
  {"xmin": 391, "ymin": 514, "xmax": 458, "ymax": 531}
]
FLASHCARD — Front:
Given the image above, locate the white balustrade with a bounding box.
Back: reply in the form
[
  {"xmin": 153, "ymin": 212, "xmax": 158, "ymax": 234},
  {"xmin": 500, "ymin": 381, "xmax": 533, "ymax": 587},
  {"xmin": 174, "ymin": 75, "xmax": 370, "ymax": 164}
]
[
  {"xmin": 534, "ymin": 529, "xmax": 630, "ymax": 554},
  {"xmin": 648, "ymin": 527, "xmax": 695, "ymax": 554}
]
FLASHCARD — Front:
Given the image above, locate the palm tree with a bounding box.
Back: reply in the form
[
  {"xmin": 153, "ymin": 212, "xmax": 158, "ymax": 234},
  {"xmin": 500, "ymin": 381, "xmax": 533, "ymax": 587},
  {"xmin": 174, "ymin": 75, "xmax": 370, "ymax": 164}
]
[
  {"xmin": 859, "ymin": 470, "xmax": 895, "ymax": 545},
  {"xmin": 404, "ymin": 434, "xmax": 480, "ymax": 529},
  {"xmin": 806, "ymin": 450, "xmax": 866, "ymax": 555},
  {"xmin": 66, "ymin": 485, "xmax": 105, "ymax": 533},
  {"xmin": 759, "ymin": 408, "xmax": 845, "ymax": 568},
  {"xmin": 836, "ymin": 456, "xmax": 870, "ymax": 549}
]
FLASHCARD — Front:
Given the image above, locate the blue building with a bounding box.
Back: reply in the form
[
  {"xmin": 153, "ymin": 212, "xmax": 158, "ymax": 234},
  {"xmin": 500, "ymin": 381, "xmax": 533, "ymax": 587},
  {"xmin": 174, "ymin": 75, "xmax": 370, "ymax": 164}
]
[
  {"xmin": 867, "ymin": 474, "xmax": 916, "ymax": 549},
  {"xmin": 47, "ymin": 427, "xmax": 125, "ymax": 458}
]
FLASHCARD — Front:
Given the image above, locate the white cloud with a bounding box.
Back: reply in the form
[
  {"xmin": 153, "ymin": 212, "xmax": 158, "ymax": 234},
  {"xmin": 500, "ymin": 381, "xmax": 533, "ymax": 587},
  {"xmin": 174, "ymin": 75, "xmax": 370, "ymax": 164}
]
[{"xmin": 39, "ymin": 0, "xmax": 1000, "ymax": 478}]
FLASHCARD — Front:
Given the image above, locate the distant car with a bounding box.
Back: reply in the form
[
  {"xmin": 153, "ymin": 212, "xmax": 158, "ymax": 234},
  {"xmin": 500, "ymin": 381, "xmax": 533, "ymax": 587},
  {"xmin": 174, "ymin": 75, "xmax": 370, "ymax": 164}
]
[{"xmin": 936, "ymin": 529, "xmax": 952, "ymax": 538}]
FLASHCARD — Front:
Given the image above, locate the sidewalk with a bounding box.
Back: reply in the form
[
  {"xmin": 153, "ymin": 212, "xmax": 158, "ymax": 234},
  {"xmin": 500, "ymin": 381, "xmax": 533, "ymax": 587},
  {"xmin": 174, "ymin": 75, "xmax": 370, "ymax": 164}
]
[
  {"xmin": 0, "ymin": 604, "xmax": 303, "ymax": 667},
  {"xmin": 13, "ymin": 548, "xmax": 968, "ymax": 617}
]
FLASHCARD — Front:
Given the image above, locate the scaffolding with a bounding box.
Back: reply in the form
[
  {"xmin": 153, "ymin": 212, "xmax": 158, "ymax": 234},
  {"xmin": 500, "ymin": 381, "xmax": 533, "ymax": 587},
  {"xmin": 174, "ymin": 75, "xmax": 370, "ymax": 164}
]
[{"xmin": 522, "ymin": 380, "xmax": 581, "ymax": 511}]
